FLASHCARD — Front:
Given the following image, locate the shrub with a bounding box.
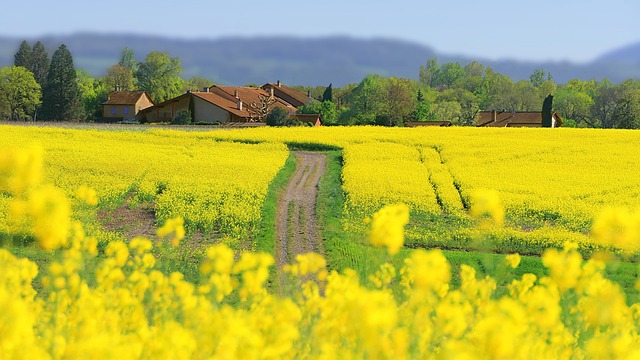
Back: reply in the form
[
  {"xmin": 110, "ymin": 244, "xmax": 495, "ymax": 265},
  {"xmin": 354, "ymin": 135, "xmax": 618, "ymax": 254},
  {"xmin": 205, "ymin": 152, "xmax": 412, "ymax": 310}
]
[{"xmin": 171, "ymin": 109, "xmax": 192, "ymax": 125}]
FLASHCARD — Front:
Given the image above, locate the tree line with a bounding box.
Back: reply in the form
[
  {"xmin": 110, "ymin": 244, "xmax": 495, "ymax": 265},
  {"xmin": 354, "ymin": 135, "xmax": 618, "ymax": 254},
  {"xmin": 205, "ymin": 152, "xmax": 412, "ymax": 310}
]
[{"xmin": 1, "ymin": 41, "xmax": 639, "ymax": 128}]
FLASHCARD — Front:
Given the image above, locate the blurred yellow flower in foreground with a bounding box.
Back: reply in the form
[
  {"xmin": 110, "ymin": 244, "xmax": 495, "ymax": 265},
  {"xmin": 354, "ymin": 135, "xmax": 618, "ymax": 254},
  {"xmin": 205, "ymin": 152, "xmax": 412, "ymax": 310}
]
[
  {"xmin": 470, "ymin": 189, "xmax": 504, "ymax": 226},
  {"xmin": 369, "ymin": 204, "xmax": 410, "ymax": 255}
]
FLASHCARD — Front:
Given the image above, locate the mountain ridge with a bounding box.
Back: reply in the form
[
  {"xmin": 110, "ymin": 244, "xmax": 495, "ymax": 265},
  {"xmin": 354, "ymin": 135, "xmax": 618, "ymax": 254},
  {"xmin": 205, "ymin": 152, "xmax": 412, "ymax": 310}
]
[{"xmin": 0, "ymin": 33, "xmax": 638, "ymax": 87}]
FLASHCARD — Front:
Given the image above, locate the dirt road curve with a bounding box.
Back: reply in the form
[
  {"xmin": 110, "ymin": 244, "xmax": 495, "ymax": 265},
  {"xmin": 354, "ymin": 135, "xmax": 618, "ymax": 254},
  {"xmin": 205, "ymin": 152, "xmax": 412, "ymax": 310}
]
[{"xmin": 274, "ymin": 151, "xmax": 327, "ymax": 268}]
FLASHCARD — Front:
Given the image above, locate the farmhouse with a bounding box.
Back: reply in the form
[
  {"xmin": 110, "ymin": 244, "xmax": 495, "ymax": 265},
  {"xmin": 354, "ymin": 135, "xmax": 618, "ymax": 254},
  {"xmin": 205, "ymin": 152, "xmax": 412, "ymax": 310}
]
[
  {"xmin": 476, "ymin": 110, "xmax": 562, "ymax": 128},
  {"xmin": 102, "ymin": 89, "xmax": 154, "ymax": 121},
  {"xmin": 139, "ymin": 86, "xmax": 301, "ymax": 123}
]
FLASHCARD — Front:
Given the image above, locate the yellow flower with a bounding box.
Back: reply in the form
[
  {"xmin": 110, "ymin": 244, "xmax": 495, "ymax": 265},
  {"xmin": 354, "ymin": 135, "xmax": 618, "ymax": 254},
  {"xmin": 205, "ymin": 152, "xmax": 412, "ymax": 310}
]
[
  {"xmin": 75, "ymin": 185, "xmax": 99, "ymax": 206},
  {"xmin": 591, "ymin": 206, "xmax": 640, "ymax": 254},
  {"xmin": 157, "ymin": 217, "xmax": 185, "ymax": 247},
  {"xmin": 369, "ymin": 204, "xmax": 410, "ymax": 255},
  {"xmin": 505, "ymin": 253, "xmax": 521, "ymax": 268},
  {"xmin": 0, "ymin": 145, "xmax": 42, "ymax": 195},
  {"xmin": 469, "ymin": 189, "xmax": 504, "ymax": 226}
]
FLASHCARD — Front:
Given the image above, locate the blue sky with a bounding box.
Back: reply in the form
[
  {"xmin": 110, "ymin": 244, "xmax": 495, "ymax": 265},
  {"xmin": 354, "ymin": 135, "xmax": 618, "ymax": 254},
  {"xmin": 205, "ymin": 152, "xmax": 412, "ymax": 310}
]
[{"xmin": 1, "ymin": 0, "xmax": 638, "ymax": 63}]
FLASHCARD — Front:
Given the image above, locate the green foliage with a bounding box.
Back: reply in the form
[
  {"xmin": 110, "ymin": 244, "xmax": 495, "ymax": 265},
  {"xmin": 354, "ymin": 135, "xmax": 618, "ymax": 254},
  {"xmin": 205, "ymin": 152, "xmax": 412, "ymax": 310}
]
[
  {"xmin": 297, "ymin": 100, "xmax": 337, "ymax": 125},
  {"xmin": 183, "ymin": 76, "xmax": 213, "ymax": 92},
  {"xmin": 432, "ymin": 101, "xmax": 461, "ymax": 122},
  {"xmin": 30, "ymin": 42, "xmax": 49, "ymax": 88},
  {"xmin": 0, "ymin": 66, "xmax": 41, "ymax": 121},
  {"xmin": 13, "ymin": 41, "xmax": 49, "ymax": 88},
  {"xmin": 171, "ymin": 109, "xmax": 192, "ymax": 125},
  {"xmin": 419, "ymin": 58, "xmax": 440, "ymax": 88},
  {"xmin": 612, "ymin": 90, "xmax": 640, "ymax": 129},
  {"xmin": 104, "ymin": 64, "xmax": 136, "ymax": 92},
  {"xmin": 345, "ymin": 74, "xmax": 385, "ymax": 124},
  {"xmin": 118, "ymin": 47, "xmax": 137, "ymax": 73},
  {"xmin": 76, "ymin": 69, "xmax": 109, "ymax": 121},
  {"xmin": 41, "ymin": 44, "xmax": 83, "ymax": 121},
  {"xmin": 412, "ymin": 100, "xmax": 436, "ymax": 121},
  {"xmin": 322, "ymin": 83, "xmax": 333, "ymax": 102},
  {"xmin": 530, "ymin": 69, "xmax": 552, "ymax": 87},
  {"xmin": 266, "ymin": 107, "xmax": 294, "ymax": 126},
  {"xmin": 13, "ymin": 41, "xmax": 31, "ymax": 68},
  {"xmin": 542, "ymin": 94, "xmax": 553, "ymax": 127},
  {"xmin": 135, "ymin": 51, "xmax": 183, "ymax": 103}
]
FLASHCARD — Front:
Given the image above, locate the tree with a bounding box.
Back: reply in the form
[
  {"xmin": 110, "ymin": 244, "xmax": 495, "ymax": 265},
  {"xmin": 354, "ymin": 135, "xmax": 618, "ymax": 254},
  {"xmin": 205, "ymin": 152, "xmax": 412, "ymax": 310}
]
[
  {"xmin": 76, "ymin": 69, "xmax": 108, "ymax": 121},
  {"xmin": 437, "ymin": 88, "xmax": 479, "ymax": 126},
  {"xmin": 266, "ymin": 107, "xmax": 294, "ymax": 126},
  {"xmin": 30, "ymin": 42, "xmax": 49, "ymax": 88},
  {"xmin": 135, "ymin": 52, "xmax": 183, "ymax": 103},
  {"xmin": 322, "ymin": 83, "xmax": 333, "ymax": 102},
  {"xmin": 183, "ymin": 76, "xmax": 212, "ymax": 92},
  {"xmin": 346, "ymin": 74, "xmax": 385, "ymax": 124},
  {"xmin": 432, "ymin": 101, "xmax": 462, "ymax": 122},
  {"xmin": 119, "ymin": 47, "xmax": 137, "ymax": 73},
  {"xmin": 297, "ymin": 100, "xmax": 337, "ymax": 125},
  {"xmin": 104, "ymin": 64, "xmax": 136, "ymax": 92},
  {"xmin": 41, "ymin": 44, "xmax": 83, "ymax": 121},
  {"xmin": 590, "ymin": 82, "xmax": 622, "ymax": 128},
  {"xmin": 542, "ymin": 95, "xmax": 553, "ymax": 127},
  {"xmin": 612, "ymin": 90, "xmax": 640, "ymax": 129},
  {"xmin": 554, "ymin": 90, "xmax": 593, "ymax": 126},
  {"xmin": 380, "ymin": 77, "xmax": 415, "ymax": 126},
  {"xmin": 14, "ymin": 41, "xmax": 32, "ymax": 68},
  {"xmin": 530, "ymin": 69, "xmax": 552, "ymax": 87},
  {"xmin": 437, "ymin": 63, "xmax": 465, "ymax": 89},
  {"xmin": 0, "ymin": 66, "xmax": 41, "ymax": 121},
  {"xmin": 412, "ymin": 101, "xmax": 436, "ymax": 121},
  {"xmin": 419, "ymin": 58, "xmax": 439, "ymax": 88},
  {"xmin": 247, "ymin": 93, "xmax": 276, "ymax": 122}
]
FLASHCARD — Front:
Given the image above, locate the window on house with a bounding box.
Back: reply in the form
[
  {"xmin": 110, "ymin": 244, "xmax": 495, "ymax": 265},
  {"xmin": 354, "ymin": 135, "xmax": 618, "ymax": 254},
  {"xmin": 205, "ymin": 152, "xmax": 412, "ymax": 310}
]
[
  {"xmin": 123, "ymin": 107, "xmax": 129, "ymax": 115},
  {"xmin": 111, "ymin": 106, "xmax": 116, "ymax": 115}
]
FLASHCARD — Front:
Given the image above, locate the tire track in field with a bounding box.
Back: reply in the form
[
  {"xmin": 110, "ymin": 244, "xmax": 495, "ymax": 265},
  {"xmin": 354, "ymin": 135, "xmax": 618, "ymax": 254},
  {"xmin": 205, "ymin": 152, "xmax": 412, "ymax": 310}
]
[{"xmin": 274, "ymin": 151, "xmax": 327, "ymax": 272}]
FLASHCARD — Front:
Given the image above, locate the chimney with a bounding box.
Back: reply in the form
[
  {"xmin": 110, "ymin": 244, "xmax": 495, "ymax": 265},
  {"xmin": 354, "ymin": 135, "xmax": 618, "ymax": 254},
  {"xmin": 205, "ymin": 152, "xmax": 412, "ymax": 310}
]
[
  {"xmin": 203, "ymin": 87, "xmax": 209, "ymax": 93},
  {"xmin": 270, "ymin": 87, "xmax": 274, "ymax": 97},
  {"xmin": 277, "ymin": 80, "xmax": 281, "ymax": 87},
  {"xmin": 307, "ymin": 90, "xmax": 311, "ymax": 99},
  {"xmin": 237, "ymin": 99, "xmax": 243, "ymax": 111},
  {"xmin": 115, "ymin": 85, "xmax": 120, "ymax": 92},
  {"xmin": 492, "ymin": 110, "xmax": 496, "ymax": 122},
  {"xmin": 234, "ymin": 90, "xmax": 239, "ymax": 98}
]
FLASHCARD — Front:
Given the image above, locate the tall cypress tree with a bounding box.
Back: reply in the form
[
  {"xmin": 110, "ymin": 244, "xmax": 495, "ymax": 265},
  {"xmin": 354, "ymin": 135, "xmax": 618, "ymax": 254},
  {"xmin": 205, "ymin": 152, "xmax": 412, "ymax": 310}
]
[
  {"xmin": 41, "ymin": 44, "xmax": 83, "ymax": 121},
  {"xmin": 14, "ymin": 41, "xmax": 32, "ymax": 68},
  {"xmin": 541, "ymin": 94, "xmax": 553, "ymax": 128},
  {"xmin": 322, "ymin": 83, "xmax": 333, "ymax": 102},
  {"xmin": 30, "ymin": 41, "xmax": 50, "ymax": 88}
]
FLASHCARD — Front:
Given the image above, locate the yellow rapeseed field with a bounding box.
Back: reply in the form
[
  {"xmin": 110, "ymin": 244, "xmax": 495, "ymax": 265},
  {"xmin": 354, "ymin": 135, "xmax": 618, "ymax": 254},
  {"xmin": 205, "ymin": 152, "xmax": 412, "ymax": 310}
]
[
  {"xmin": 2, "ymin": 142, "xmax": 640, "ymax": 358},
  {"xmin": 0, "ymin": 126, "xmax": 289, "ymax": 241}
]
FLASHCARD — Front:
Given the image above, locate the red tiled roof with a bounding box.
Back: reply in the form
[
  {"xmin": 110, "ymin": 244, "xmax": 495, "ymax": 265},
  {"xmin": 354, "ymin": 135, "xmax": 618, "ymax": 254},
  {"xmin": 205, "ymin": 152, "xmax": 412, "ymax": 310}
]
[
  {"xmin": 191, "ymin": 91, "xmax": 250, "ymax": 118},
  {"xmin": 103, "ymin": 91, "xmax": 153, "ymax": 105},
  {"xmin": 262, "ymin": 83, "xmax": 310, "ymax": 107},
  {"xmin": 404, "ymin": 121, "xmax": 452, "ymax": 127},
  {"xmin": 476, "ymin": 111, "xmax": 561, "ymax": 127},
  {"xmin": 209, "ymin": 85, "xmax": 296, "ymax": 112}
]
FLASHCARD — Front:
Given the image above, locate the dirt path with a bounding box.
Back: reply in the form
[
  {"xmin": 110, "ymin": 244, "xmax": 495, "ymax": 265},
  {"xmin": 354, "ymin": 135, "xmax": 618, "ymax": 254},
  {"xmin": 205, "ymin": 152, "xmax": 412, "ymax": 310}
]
[{"xmin": 274, "ymin": 151, "xmax": 327, "ymax": 269}]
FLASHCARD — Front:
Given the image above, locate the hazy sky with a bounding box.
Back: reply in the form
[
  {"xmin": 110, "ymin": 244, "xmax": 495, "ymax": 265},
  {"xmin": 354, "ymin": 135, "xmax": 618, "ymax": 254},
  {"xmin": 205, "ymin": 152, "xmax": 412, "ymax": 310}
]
[{"xmin": 1, "ymin": 0, "xmax": 638, "ymax": 63}]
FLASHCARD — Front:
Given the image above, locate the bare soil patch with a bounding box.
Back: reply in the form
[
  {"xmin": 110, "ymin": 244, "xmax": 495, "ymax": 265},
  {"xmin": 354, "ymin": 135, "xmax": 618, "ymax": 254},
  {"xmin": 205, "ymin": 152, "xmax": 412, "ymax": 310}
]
[{"xmin": 98, "ymin": 200, "xmax": 157, "ymax": 240}]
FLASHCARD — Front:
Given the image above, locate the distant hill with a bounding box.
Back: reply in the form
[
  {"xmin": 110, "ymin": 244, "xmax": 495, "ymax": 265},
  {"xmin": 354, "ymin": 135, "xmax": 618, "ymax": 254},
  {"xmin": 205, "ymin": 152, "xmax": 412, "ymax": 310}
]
[
  {"xmin": 597, "ymin": 42, "xmax": 640, "ymax": 64},
  {"xmin": 0, "ymin": 33, "xmax": 639, "ymax": 87}
]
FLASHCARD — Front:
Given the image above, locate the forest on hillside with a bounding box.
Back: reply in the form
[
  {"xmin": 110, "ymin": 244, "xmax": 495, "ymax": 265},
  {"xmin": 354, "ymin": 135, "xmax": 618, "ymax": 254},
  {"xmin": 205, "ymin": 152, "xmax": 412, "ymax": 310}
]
[{"xmin": 2, "ymin": 41, "xmax": 640, "ymax": 129}]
